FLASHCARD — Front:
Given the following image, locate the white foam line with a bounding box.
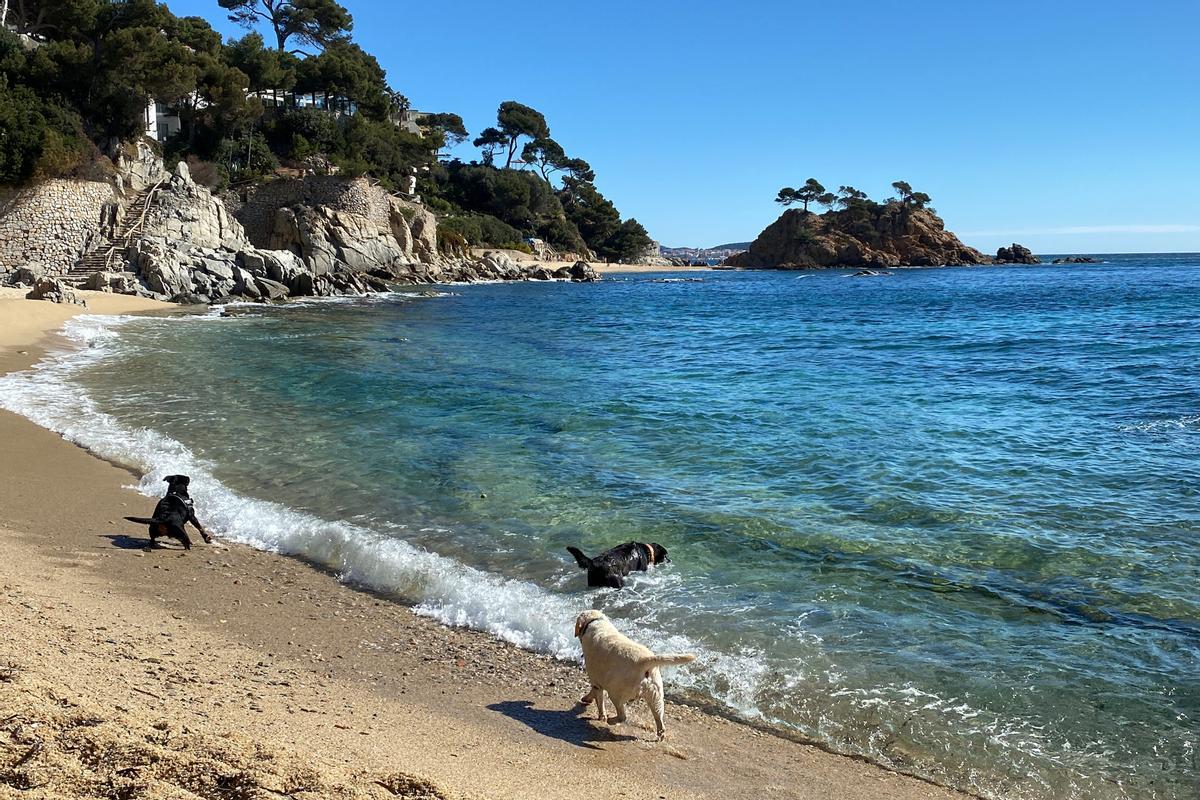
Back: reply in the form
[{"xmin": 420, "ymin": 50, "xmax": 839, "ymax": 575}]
[{"xmin": 0, "ymin": 312, "xmax": 733, "ymax": 672}]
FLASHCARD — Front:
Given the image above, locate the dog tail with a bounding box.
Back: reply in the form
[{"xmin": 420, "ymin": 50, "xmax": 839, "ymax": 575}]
[
  {"xmin": 124, "ymin": 516, "xmax": 157, "ymax": 525},
  {"xmin": 566, "ymin": 546, "xmax": 592, "ymax": 569},
  {"xmin": 641, "ymin": 653, "xmax": 697, "ymax": 670}
]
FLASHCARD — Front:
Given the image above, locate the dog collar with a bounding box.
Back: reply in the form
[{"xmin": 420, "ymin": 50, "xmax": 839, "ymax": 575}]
[
  {"xmin": 642, "ymin": 543, "xmax": 655, "ymax": 565},
  {"xmin": 579, "ymin": 617, "xmax": 599, "ymax": 636}
]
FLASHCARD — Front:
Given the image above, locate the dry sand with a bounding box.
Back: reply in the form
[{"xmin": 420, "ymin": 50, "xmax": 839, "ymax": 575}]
[
  {"xmin": 467, "ymin": 249, "xmax": 712, "ymax": 275},
  {"xmin": 589, "ymin": 263, "xmax": 712, "ymax": 275},
  {"xmin": 0, "ymin": 292, "xmax": 970, "ymax": 800}
]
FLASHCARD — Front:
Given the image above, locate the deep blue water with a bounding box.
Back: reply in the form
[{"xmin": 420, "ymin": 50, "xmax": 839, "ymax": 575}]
[{"xmin": 2, "ymin": 254, "xmax": 1198, "ymax": 800}]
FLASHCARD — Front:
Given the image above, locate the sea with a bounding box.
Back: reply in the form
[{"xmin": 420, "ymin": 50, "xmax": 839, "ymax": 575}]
[{"xmin": 1, "ymin": 254, "xmax": 1197, "ymax": 800}]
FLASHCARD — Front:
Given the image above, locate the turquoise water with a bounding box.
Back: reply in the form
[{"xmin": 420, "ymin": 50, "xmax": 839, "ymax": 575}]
[{"xmin": 2, "ymin": 256, "xmax": 1198, "ymax": 799}]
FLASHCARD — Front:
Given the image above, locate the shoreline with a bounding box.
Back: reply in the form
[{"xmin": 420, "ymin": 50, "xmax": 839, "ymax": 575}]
[{"xmin": 0, "ymin": 291, "xmax": 969, "ymax": 799}]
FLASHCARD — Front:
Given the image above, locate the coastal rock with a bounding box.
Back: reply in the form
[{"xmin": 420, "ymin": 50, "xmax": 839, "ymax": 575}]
[
  {"xmin": 69, "ymin": 163, "xmax": 605, "ymax": 304},
  {"xmin": 140, "ymin": 163, "xmax": 249, "ymax": 252},
  {"xmin": 569, "ymin": 261, "xmax": 601, "ymax": 282},
  {"xmin": 25, "ymin": 277, "xmax": 87, "ymax": 306},
  {"xmin": 725, "ymin": 208, "xmax": 990, "ymax": 270},
  {"xmin": 476, "ymin": 251, "xmax": 522, "ymax": 280},
  {"xmin": 114, "ymin": 138, "xmax": 168, "ymax": 193},
  {"xmin": 7, "ymin": 263, "xmax": 46, "ymax": 287},
  {"xmin": 83, "ymin": 271, "xmax": 140, "ymax": 294},
  {"xmin": 994, "ymin": 243, "xmax": 1039, "ymax": 264},
  {"xmin": 632, "ymin": 239, "xmax": 677, "ymax": 268},
  {"xmin": 398, "ymin": 198, "xmax": 439, "ymax": 263},
  {"xmin": 1052, "ymin": 256, "xmax": 1098, "ymax": 264},
  {"xmin": 133, "ymin": 238, "xmax": 195, "ymax": 297},
  {"xmin": 254, "ymin": 276, "xmax": 291, "ymax": 301},
  {"xmin": 170, "ymin": 291, "xmax": 210, "ymax": 305}
]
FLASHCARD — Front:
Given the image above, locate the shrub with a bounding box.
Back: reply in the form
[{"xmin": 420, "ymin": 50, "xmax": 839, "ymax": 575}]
[
  {"xmin": 439, "ymin": 213, "xmax": 526, "ymax": 248},
  {"xmin": 0, "ymin": 83, "xmax": 91, "ymax": 185},
  {"xmin": 437, "ymin": 228, "xmax": 467, "ymax": 256},
  {"xmin": 185, "ymin": 155, "xmax": 227, "ymax": 191}
]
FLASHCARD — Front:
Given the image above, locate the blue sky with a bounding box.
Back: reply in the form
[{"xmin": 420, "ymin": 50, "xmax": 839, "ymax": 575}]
[{"xmin": 171, "ymin": 0, "xmax": 1200, "ymax": 253}]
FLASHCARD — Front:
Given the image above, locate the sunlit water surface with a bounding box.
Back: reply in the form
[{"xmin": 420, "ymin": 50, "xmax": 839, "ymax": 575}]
[{"xmin": 3, "ymin": 255, "xmax": 1198, "ymax": 799}]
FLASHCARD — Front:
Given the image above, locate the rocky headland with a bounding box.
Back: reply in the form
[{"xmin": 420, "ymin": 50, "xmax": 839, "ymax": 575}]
[
  {"xmin": 725, "ymin": 206, "xmax": 992, "ymax": 269},
  {"xmin": 0, "ymin": 148, "xmax": 600, "ymax": 307},
  {"xmin": 724, "ymin": 204, "xmax": 1039, "ymax": 270}
]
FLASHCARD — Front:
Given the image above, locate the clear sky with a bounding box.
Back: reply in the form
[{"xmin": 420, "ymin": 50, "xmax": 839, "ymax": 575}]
[{"xmin": 170, "ymin": 0, "xmax": 1200, "ymax": 253}]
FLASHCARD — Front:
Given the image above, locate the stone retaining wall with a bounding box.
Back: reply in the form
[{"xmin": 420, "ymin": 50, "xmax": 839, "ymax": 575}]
[{"xmin": 0, "ymin": 180, "xmax": 119, "ymax": 278}]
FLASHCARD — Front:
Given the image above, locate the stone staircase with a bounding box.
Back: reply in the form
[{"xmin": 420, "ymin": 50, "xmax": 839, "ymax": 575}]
[{"xmin": 60, "ymin": 180, "xmax": 164, "ymax": 287}]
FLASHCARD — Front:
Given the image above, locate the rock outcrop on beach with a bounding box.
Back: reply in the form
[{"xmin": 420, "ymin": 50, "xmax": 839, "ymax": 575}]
[
  {"xmin": 994, "ymin": 243, "xmax": 1040, "ymax": 264},
  {"xmin": 633, "ymin": 239, "xmax": 683, "ymax": 268},
  {"xmin": 24, "ymin": 276, "xmax": 87, "ymax": 306},
  {"xmin": 725, "ymin": 207, "xmax": 990, "ymax": 269}
]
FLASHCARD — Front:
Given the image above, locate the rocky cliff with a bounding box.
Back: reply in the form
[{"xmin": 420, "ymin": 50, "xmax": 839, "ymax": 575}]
[
  {"xmin": 3, "ymin": 157, "xmax": 599, "ymax": 304},
  {"xmin": 725, "ymin": 207, "xmax": 991, "ymax": 269}
]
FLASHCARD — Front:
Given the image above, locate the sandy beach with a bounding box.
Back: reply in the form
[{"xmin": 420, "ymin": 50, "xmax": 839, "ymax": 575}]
[
  {"xmin": 0, "ymin": 290, "xmax": 968, "ymax": 800},
  {"xmin": 467, "ymin": 249, "xmax": 714, "ymax": 275},
  {"xmin": 591, "ymin": 263, "xmax": 713, "ymax": 274}
]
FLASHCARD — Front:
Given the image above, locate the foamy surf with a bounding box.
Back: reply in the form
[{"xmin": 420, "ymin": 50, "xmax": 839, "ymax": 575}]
[{"xmin": 0, "ymin": 312, "xmax": 739, "ymax": 692}]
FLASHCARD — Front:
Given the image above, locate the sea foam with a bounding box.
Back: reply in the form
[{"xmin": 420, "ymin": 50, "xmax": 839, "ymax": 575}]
[{"xmin": 0, "ymin": 312, "xmax": 744, "ymax": 685}]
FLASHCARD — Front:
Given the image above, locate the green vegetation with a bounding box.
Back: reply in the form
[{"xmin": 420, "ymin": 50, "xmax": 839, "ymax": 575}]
[
  {"xmin": 0, "ymin": 0, "xmax": 653, "ymax": 262},
  {"xmin": 775, "ymin": 179, "xmax": 939, "ymax": 241},
  {"xmin": 775, "ymin": 178, "xmax": 830, "ymax": 212},
  {"xmin": 218, "ymin": 0, "xmax": 353, "ymax": 52}
]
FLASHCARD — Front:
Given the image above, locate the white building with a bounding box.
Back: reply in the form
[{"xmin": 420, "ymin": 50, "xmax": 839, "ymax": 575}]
[{"xmin": 143, "ymin": 101, "xmax": 182, "ymax": 142}]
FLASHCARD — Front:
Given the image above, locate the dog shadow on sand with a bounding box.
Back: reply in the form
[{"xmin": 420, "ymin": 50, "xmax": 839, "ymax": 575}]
[
  {"xmin": 487, "ymin": 700, "xmax": 639, "ymax": 749},
  {"xmin": 102, "ymin": 534, "xmax": 185, "ymax": 551}
]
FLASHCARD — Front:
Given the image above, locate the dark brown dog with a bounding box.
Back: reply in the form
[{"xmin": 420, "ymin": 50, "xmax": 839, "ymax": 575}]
[{"xmin": 566, "ymin": 542, "xmax": 669, "ymax": 588}]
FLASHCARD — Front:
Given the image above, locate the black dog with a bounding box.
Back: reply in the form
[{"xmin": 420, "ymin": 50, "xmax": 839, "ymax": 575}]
[
  {"xmin": 566, "ymin": 542, "xmax": 669, "ymax": 588},
  {"xmin": 125, "ymin": 474, "xmax": 211, "ymax": 550}
]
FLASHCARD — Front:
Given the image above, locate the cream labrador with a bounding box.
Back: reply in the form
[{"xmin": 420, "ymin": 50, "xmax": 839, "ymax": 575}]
[{"xmin": 573, "ymin": 609, "xmax": 696, "ymax": 740}]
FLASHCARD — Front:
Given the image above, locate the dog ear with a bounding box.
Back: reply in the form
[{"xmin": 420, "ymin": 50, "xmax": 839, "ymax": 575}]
[
  {"xmin": 574, "ymin": 614, "xmax": 586, "ymax": 638},
  {"xmin": 566, "ymin": 546, "xmax": 592, "ymax": 570}
]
